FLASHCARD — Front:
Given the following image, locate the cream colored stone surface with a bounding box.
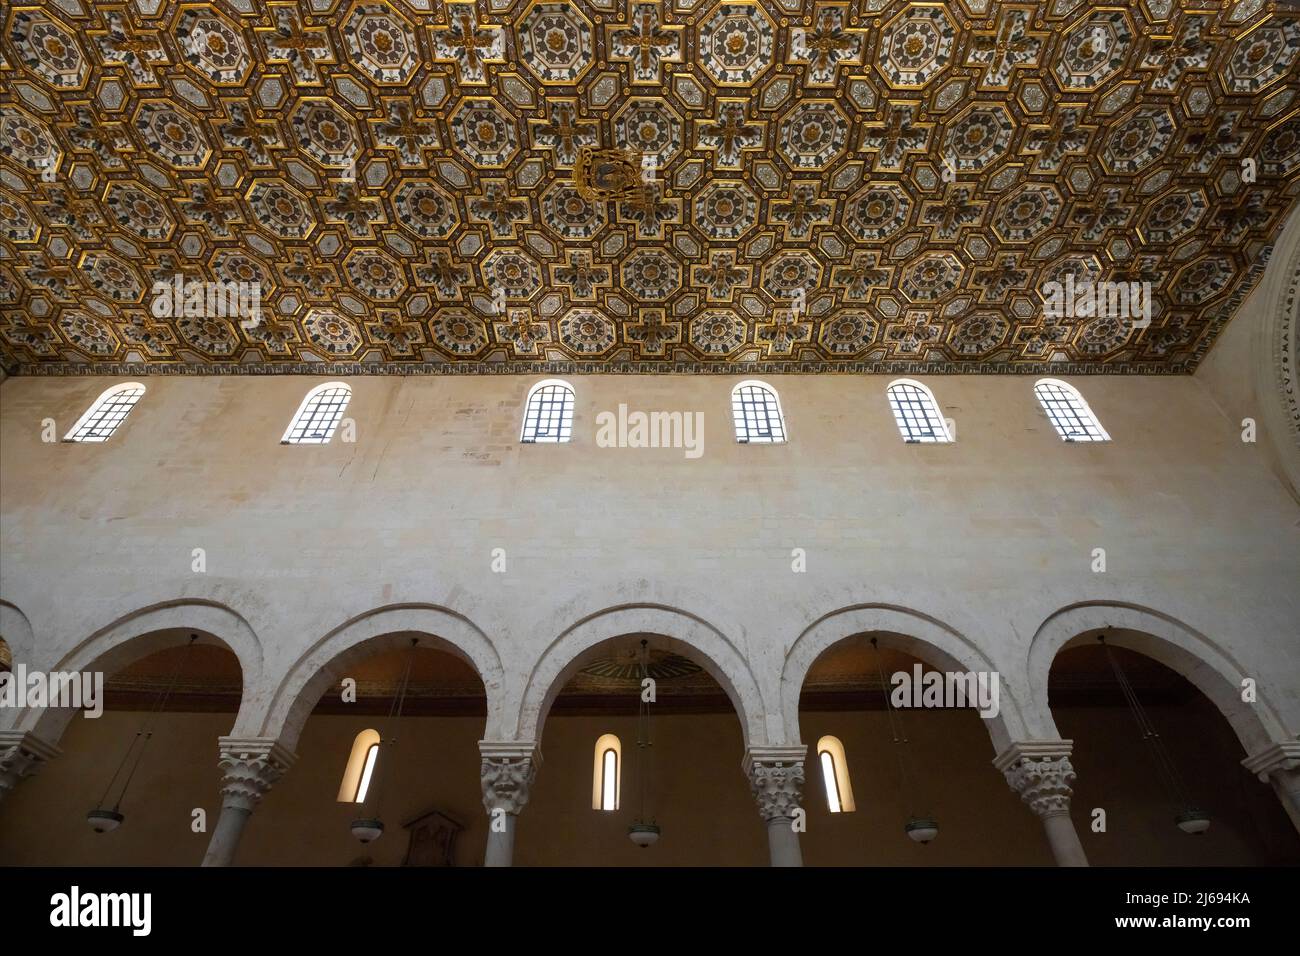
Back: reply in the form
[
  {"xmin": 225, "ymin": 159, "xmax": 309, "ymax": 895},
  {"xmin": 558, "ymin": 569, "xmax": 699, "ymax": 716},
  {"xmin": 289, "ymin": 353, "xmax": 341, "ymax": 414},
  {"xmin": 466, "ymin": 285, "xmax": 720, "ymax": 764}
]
[{"xmin": 1, "ymin": 368, "xmax": 1298, "ymax": 763}]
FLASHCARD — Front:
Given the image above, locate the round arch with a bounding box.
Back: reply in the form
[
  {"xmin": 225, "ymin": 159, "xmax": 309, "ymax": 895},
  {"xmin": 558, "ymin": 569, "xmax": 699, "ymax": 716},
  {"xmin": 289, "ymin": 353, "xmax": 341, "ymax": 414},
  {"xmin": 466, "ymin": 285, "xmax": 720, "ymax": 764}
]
[
  {"xmin": 780, "ymin": 604, "xmax": 1028, "ymax": 754},
  {"xmin": 1026, "ymin": 602, "xmax": 1291, "ymax": 756},
  {"xmin": 258, "ymin": 604, "xmax": 506, "ymax": 751},
  {"xmin": 517, "ymin": 603, "xmax": 768, "ymax": 748},
  {"xmin": 7, "ymin": 598, "xmax": 262, "ymax": 745}
]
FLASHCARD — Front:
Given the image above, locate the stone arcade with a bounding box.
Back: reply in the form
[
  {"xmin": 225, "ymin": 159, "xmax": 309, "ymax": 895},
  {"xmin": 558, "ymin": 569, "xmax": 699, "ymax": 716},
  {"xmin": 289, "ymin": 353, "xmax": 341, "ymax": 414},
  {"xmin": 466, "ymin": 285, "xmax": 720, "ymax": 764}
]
[{"xmin": 1, "ymin": 0, "xmax": 1299, "ymax": 869}]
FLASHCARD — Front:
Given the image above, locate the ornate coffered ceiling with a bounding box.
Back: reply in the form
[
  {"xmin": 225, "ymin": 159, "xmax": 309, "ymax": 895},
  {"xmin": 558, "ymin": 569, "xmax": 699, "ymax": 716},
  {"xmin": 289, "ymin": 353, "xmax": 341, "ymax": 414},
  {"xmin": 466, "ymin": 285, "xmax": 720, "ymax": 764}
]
[{"xmin": 1, "ymin": 0, "xmax": 1299, "ymax": 375}]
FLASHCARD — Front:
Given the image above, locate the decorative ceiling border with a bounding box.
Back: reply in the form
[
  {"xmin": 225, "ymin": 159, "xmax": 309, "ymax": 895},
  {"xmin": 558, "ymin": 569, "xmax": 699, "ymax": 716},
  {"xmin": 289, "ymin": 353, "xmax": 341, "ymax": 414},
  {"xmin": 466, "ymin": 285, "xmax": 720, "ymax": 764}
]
[{"xmin": 6, "ymin": 358, "xmax": 1192, "ymax": 376}]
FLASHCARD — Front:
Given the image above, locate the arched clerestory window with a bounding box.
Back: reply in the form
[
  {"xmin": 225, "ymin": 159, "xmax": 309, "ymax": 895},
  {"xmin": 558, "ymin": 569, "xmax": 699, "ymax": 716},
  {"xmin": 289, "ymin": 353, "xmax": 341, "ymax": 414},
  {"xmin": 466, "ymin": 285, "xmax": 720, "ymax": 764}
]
[
  {"xmin": 520, "ymin": 379, "xmax": 575, "ymax": 443},
  {"xmin": 337, "ymin": 729, "xmax": 381, "ymax": 803},
  {"xmin": 817, "ymin": 735, "xmax": 856, "ymax": 813},
  {"xmin": 592, "ymin": 733, "xmax": 621, "ymax": 811},
  {"xmin": 63, "ymin": 382, "xmax": 146, "ymax": 442},
  {"xmin": 281, "ymin": 382, "xmax": 351, "ymax": 444},
  {"xmin": 731, "ymin": 380, "xmax": 787, "ymax": 443},
  {"xmin": 886, "ymin": 379, "xmax": 952, "ymax": 443},
  {"xmin": 1034, "ymin": 378, "xmax": 1110, "ymax": 442}
]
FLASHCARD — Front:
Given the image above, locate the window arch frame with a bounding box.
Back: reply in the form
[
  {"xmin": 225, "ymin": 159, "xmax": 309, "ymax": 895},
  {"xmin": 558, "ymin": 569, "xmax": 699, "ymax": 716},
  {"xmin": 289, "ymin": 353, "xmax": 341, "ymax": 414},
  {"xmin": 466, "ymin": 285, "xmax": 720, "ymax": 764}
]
[
  {"xmin": 731, "ymin": 379, "xmax": 788, "ymax": 444},
  {"xmin": 1033, "ymin": 378, "xmax": 1111, "ymax": 442},
  {"xmin": 520, "ymin": 378, "xmax": 575, "ymax": 444},
  {"xmin": 62, "ymin": 382, "xmax": 146, "ymax": 443},
  {"xmin": 280, "ymin": 381, "xmax": 352, "ymax": 445},
  {"xmin": 591, "ymin": 733, "xmax": 622, "ymax": 811},
  {"xmin": 816, "ymin": 734, "xmax": 855, "ymax": 813},
  {"xmin": 885, "ymin": 378, "xmax": 952, "ymax": 444},
  {"xmin": 337, "ymin": 728, "xmax": 381, "ymax": 803}
]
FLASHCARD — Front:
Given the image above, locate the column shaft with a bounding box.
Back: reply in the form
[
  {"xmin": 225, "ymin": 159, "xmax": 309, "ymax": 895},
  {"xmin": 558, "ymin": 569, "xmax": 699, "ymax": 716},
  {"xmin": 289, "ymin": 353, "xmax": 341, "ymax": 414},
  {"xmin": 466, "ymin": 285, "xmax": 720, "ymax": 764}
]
[
  {"xmin": 201, "ymin": 802, "xmax": 253, "ymax": 867},
  {"xmin": 764, "ymin": 817, "xmax": 804, "ymax": 867},
  {"xmin": 483, "ymin": 813, "xmax": 517, "ymax": 868}
]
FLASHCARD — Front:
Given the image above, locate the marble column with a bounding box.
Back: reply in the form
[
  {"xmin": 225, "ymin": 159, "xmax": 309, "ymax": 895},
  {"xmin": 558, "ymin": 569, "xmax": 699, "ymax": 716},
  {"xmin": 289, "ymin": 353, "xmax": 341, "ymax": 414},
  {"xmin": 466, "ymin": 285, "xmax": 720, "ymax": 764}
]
[
  {"xmin": 995, "ymin": 740, "xmax": 1089, "ymax": 867},
  {"xmin": 1242, "ymin": 741, "xmax": 1300, "ymax": 835},
  {"xmin": 479, "ymin": 740, "xmax": 538, "ymax": 867},
  {"xmin": 744, "ymin": 746, "xmax": 807, "ymax": 867},
  {"xmin": 200, "ymin": 737, "xmax": 295, "ymax": 867},
  {"xmin": 0, "ymin": 730, "xmax": 61, "ymax": 806}
]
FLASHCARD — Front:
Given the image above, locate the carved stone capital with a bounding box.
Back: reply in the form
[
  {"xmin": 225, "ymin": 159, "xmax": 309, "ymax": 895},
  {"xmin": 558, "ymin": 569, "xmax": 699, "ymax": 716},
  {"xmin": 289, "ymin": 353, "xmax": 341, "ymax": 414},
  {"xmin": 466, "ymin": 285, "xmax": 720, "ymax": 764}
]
[
  {"xmin": 995, "ymin": 741, "xmax": 1076, "ymax": 819},
  {"xmin": 479, "ymin": 740, "xmax": 539, "ymax": 816},
  {"xmin": 744, "ymin": 746, "xmax": 807, "ymax": 823},
  {"xmin": 0, "ymin": 730, "xmax": 61, "ymax": 801},
  {"xmin": 217, "ymin": 737, "xmax": 296, "ymax": 812},
  {"xmin": 1241, "ymin": 741, "xmax": 1300, "ymax": 782}
]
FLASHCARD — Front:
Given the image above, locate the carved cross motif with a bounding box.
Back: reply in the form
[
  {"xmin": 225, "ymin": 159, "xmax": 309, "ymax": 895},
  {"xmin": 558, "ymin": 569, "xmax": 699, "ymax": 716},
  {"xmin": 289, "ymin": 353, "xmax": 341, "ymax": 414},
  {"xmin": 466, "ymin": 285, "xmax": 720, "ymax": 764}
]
[
  {"xmin": 920, "ymin": 186, "xmax": 982, "ymax": 240},
  {"xmin": 182, "ymin": 184, "xmax": 238, "ymax": 237},
  {"xmin": 530, "ymin": 101, "xmax": 598, "ymax": 168},
  {"xmin": 283, "ymin": 251, "xmax": 335, "ymax": 297},
  {"xmin": 68, "ymin": 106, "xmax": 128, "ymax": 170},
  {"xmin": 469, "ymin": 181, "xmax": 529, "ymax": 238},
  {"xmin": 609, "ymin": 2, "xmax": 683, "ymax": 84},
  {"xmin": 697, "ymin": 101, "xmax": 763, "ymax": 168},
  {"xmin": 771, "ymin": 185, "xmax": 832, "ymax": 239},
  {"xmin": 324, "ymin": 185, "xmax": 383, "ymax": 238},
  {"xmin": 832, "ymin": 253, "xmax": 888, "ymax": 300},
  {"xmin": 416, "ymin": 252, "xmax": 471, "ymax": 299},
  {"xmin": 258, "ymin": 4, "xmax": 334, "ymax": 85},
  {"xmin": 862, "ymin": 104, "xmax": 930, "ymax": 170},
  {"xmin": 554, "ymin": 252, "xmax": 607, "ymax": 298},
  {"xmin": 758, "ymin": 313, "xmax": 813, "ymax": 355},
  {"xmin": 1070, "ymin": 188, "xmax": 1133, "ymax": 242},
  {"xmin": 39, "ymin": 187, "xmax": 104, "ymax": 242},
  {"xmin": 432, "ymin": 2, "xmax": 505, "ymax": 84},
  {"xmin": 371, "ymin": 101, "xmax": 438, "ymax": 166},
  {"xmin": 619, "ymin": 184, "xmax": 675, "ymax": 238},
  {"xmin": 968, "ymin": 6, "xmax": 1046, "ymax": 87},
  {"xmin": 219, "ymin": 104, "xmax": 283, "ymax": 167},
  {"xmin": 90, "ymin": 10, "xmax": 168, "ymax": 86},
  {"xmin": 789, "ymin": 6, "xmax": 863, "ymax": 85},
  {"xmin": 694, "ymin": 252, "xmax": 749, "ymax": 300},
  {"xmin": 1141, "ymin": 14, "xmax": 1211, "ymax": 91},
  {"xmin": 495, "ymin": 309, "xmax": 550, "ymax": 355},
  {"xmin": 1025, "ymin": 108, "xmax": 1091, "ymax": 171},
  {"xmin": 973, "ymin": 255, "xmax": 1029, "ymax": 301},
  {"xmin": 625, "ymin": 309, "xmax": 681, "ymax": 356}
]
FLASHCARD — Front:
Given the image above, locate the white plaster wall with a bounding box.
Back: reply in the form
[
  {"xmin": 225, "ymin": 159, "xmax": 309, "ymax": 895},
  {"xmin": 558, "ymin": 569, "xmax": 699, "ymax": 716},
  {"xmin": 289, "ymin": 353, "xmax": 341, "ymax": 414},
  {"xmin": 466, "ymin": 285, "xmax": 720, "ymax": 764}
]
[{"xmin": 2, "ymin": 368, "xmax": 1298, "ymax": 761}]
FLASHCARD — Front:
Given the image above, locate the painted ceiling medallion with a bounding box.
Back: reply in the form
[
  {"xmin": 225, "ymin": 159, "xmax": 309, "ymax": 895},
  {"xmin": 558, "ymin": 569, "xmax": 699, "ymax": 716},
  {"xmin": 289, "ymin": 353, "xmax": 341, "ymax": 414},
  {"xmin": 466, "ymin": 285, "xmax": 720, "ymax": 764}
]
[{"xmin": 0, "ymin": 0, "xmax": 1299, "ymax": 375}]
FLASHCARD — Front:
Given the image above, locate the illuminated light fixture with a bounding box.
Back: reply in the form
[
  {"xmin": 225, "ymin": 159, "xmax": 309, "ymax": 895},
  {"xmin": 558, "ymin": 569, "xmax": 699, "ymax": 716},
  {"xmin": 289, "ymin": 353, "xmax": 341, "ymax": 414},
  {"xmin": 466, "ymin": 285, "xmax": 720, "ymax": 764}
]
[
  {"xmin": 1100, "ymin": 634, "xmax": 1210, "ymax": 835},
  {"xmin": 87, "ymin": 634, "xmax": 197, "ymax": 833},
  {"xmin": 872, "ymin": 637, "xmax": 939, "ymax": 844},
  {"xmin": 627, "ymin": 639, "xmax": 661, "ymax": 848},
  {"xmin": 351, "ymin": 637, "xmax": 418, "ymax": 844}
]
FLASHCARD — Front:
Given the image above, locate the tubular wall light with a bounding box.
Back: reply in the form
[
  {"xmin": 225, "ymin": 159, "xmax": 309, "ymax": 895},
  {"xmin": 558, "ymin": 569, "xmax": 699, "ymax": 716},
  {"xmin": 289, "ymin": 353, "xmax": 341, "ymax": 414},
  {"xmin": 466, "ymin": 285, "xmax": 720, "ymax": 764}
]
[
  {"xmin": 87, "ymin": 634, "xmax": 197, "ymax": 833},
  {"xmin": 351, "ymin": 638, "xmax": 418, "ymax": 844},
  {"xmin": 1100, "ymin": 634, "xmax": 1210, "ymax": 835},
  {"xmin": 872, "ymin": 637, "xmax": 939, "ymax": 844}
]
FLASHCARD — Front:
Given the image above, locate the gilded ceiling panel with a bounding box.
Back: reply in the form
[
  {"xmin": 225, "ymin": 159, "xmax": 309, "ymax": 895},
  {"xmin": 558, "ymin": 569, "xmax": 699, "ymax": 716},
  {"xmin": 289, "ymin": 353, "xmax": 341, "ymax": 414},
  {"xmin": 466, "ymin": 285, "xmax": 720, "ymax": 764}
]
[{"xmin": 1, "ymin": 0, "xmax": 1299, "ymax": 374}]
